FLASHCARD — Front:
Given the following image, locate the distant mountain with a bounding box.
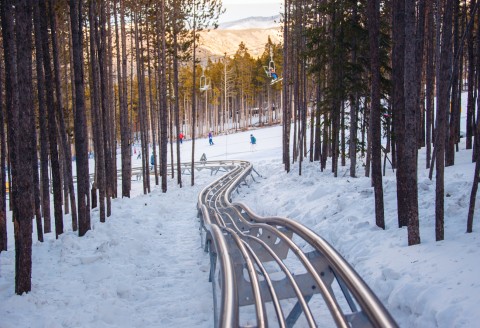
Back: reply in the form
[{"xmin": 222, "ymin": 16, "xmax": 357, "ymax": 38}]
[
  {"xmin": 218, "ymin": 15, "xmax": 282, "ymax": 30},
  {"xmin": 198, "ymin": 16, "xmax": 283, "ymax": 59}
]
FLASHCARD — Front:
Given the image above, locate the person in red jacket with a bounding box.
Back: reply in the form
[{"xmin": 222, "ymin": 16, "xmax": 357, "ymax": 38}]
[{"xmin": 179, "ymin": 132, "xmax": 184, "ymax": 144}]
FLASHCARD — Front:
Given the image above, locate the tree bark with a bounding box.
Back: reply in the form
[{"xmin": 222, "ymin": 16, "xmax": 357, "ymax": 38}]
[
  {"xmin": 33, "ymin": 0, "xmax": 49, "ymax": 239},
  {"xmin": 89, "ymin": 0, "xmax": 106, "ymax": 222},
  {"xmin": 173, "ymin": 0, "xmax": 182, "ymax": 187},
  {"xmin": 39, "ymin": 0, "xmax": 63, "ymax": 238},
  {"xmin": 0, "ymin": 0, "xmax": 18, "ymax": 251},
  {"xmin": 426, "ymin": 0, "xmax": 435, "ymax": 169},
  {"xmin": 98, "ymin": 0, "xmax": 113, "ymax": 216},
  {"xmin": 69, "ymin": 0, "xmax": 91, "ymax": 236},
  {"xmin": 467, "ymin": 1, "xmax": 478, "ymax": 152},
  {"xmin": 119, "ymin": 0, "xmax": 131, "ymax": 197},
  {"xmin": 404, "ymin": 0, "xmax": 420, "ymax": 245},
  {"xmin": 0, "ymin": 49, "xmax": 6, "ymax": 252},
  {"xmin": 48, "ymin": 0, "xmax": 77, "ymax": 231},
  {"xmin": 367, "ymin": 0, "xmax": 385, "ymax": 229},
  {"xmin": 435, "ymin": 0, "xmax": 454, "ymax": 242},
  {"xmin": 446, "ymin": 0, "xmax": 460, "ymax": 166},
  {"xmin": 13, "ymin": 0, "xmax": 35, "ymax": 294},
  {"xmin": 393, "ymin": 0, "xmax": 408, "ymax": 228},
  {"xmin": 158, "ymin": 0, "xmax": 168, "ymax": 193}
]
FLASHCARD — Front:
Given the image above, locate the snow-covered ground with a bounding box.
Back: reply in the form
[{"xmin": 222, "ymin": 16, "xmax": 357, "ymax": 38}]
[{"xmin": 1, "ymin": 122, "xmax": 479, "ymax": 328}]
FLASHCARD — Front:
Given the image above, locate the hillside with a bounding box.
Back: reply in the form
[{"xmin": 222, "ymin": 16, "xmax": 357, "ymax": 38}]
[{"xmin": 197, "ymin": 16, "xmax": 283, "ymax": 59}]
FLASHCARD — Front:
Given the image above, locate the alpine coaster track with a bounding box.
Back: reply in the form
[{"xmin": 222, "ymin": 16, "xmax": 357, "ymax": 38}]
[{"xmin": 197, "ymin": 160, "xmax": 398, "ymax": 328}]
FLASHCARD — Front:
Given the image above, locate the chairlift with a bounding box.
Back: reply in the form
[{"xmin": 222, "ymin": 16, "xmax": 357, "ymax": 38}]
[
  {"xmin": 199, "ymin": 72, "xmax": 210, "ymax": 91},
  {"xmin": 263, "ymin": 46, "xmax": 282, "ymax": 85},
  {"xmin": 263, "ymin": 59, "xmax": 276, "ymax": 78}
]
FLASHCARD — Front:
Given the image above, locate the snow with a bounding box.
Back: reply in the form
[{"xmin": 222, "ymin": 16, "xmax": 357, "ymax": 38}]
[{"xmin": 1, "ymin": 121, "xmax": 480, "ymax": 328}]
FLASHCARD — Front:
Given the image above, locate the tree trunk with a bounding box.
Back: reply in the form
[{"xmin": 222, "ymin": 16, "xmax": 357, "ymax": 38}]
[
  {"xmin": 191, "ymin": 6, "xmax": 197, "ymax": 186},
  {"xmin": 393, "ymin": 0, "xmax": 408, "ymax": 228},
  {"xmin": 89, "ymin": 0, "xmax": 106, "ymax": 222},
  {"xmin": 159, "ymin": 0, "xmax": 168, "ymax": 193},
  {"xmin": 467, "ymin": 1, "xmax": 478, "ymax": 152},
  {"xmin": 467, "ymin": 124, "xmax": 480, "ymax": 232},
  {"xmin": 135, "ymin": 11, "xmax": 151, "ymax": 194},
  {"xmin": 98, "ymin": 0, "xmax": 113, "ymax": 216},
  {"xmin": 404, "ymin": 0, "xmax": 420, "ymax": 245},
  {"xmin": 415, "ymin": 0, "xmax": 426, "ymax": 151},
  {"xmin": 13, "ymin": 0, "xmax": 35, "ymax": 294},
  {"xmin": 146, "ymin": 19, "xmax": 159, "ymax": 186},
  {"xmin": 426, "ymin": 0, "xmax": 435, "ymax": 169},
  {"xmin": 446, "ymin": 0, "xmax": 460, "ymax": 166},
  {"xmin": 30, "ymin": 4, "xmax": 43, "ymax": 243},
  {"xmin": 0, "ymin": 50, "xmax": 6, "ymax": 252},
  {"xmin": 367, "ymin": 0, "xmax": 385, "ymax": 229},
  {"xmin": 33, "ymin": 0, "xmax": 50, "ymax": 238},
  {"xmin": 314, "ymin": 81, "xmax": 321, "ymax": 162},
  {"xmin": 48, "ymin": 0, "xmax": 77, "ymax": 231},
  {"xmin": 69, "ymin": 0, "xmax": 91, "ymax": 236},
  {"xmin": 0, "ymin": 0, "xmax": 18, "ymax": 251},
  {"xmin": 119, "ymin": 0, "xmax": 131, "ymax": 197},
  {"xmin": 283, "ymin": 0, "xmax": 291, "ymax": 173},
  {"xmin": 349, "ymin": 3, "xmax": 359, "ymax": 178},
  {"xmin": 173, "ymin": 1, "xmax": 182, "ymax": 187},
  {"xmin": 39, "ymin": 0, "xmax": 63, "ymax": 238},
  {"xmin": 435, "ymin": 0, "xmax": 454, "ymax": 242}
]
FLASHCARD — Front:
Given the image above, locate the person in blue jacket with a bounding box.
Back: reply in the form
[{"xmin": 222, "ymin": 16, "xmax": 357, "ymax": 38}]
[
  {"xmin": 270, "ymin": 67, "xmax": 278, "ymax": 80},
  {"xmin": 208, "ymin": 131, "xmax": 214, "ymax": 145},
  {"xmin": 250, "ymin": 134, "xmax": 256, "ymax": 151},
  {"xmin": 150, "ymin": 153, "xmax": 154, "ymax": 170}
]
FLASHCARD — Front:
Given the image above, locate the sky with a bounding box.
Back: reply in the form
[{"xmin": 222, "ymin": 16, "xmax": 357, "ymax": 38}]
[
  {"xmin": 219, "ymin": 0, "xmax": 283, "ymax": 23},
  {"xmin": 0, "ymin": 102, "xmax": 479, "ymax": 327}
]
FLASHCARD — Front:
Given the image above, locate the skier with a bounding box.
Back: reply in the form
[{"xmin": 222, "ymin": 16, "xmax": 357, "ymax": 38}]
[
  {"xmin": 250, "ymin": 134, "xmax": 256, "ymax": 151},
  {"xmin": 208, "ymin": 131, "xmax": 214, "ymax": 145}
]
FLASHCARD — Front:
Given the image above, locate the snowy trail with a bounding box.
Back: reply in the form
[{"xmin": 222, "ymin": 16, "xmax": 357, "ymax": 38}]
[{"xmin": 0, "ymin": 172, "xmax": 216, "ymax": 328}]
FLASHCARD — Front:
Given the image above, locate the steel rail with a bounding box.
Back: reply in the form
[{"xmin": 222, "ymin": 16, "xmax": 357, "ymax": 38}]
[{"xmin": 196, "ymin": 160, "xmax": 398, "ymax": 328}]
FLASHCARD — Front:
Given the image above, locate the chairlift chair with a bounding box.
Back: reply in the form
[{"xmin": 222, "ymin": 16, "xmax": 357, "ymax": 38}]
[
  {"xmin": 263, "ymin": 47, "xmax": 283, "ymax": 85},
  {"xmin": 263, "ymin": 59, "xmax": 276, "ymax": 78},
  {"xmin": 200, "ymin": 75, "xmax": 210, "ymax": 91}
]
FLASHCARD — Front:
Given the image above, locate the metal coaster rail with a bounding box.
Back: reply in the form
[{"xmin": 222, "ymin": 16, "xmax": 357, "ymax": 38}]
[{"xmin": 197, "ymin": 160, "xmax": 398, "ymax": 328}]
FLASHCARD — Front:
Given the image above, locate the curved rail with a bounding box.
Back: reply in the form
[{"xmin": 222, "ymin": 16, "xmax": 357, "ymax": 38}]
[{"xmin": 196, "ymin": 160, "xmax": 398, "ymax": 327}]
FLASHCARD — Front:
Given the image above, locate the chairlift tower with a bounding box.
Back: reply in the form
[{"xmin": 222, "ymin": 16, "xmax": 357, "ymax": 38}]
[{"xmin": 199, "ymin": 66, "xmax": 211, "ymax": 133}]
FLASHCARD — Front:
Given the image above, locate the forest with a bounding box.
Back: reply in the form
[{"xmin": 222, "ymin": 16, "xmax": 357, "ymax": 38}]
[{"xmin": 0, "ymin": 0, "xmax": 479, "ymax": 297}]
